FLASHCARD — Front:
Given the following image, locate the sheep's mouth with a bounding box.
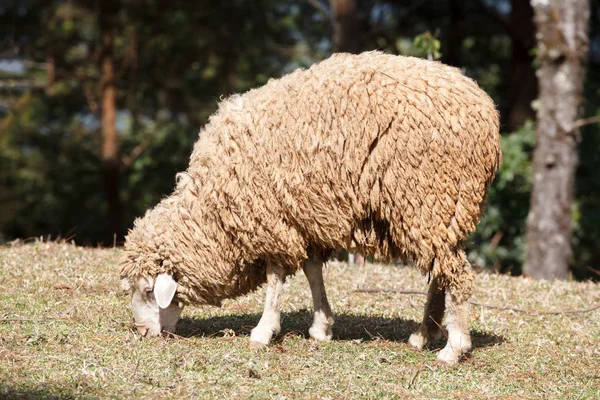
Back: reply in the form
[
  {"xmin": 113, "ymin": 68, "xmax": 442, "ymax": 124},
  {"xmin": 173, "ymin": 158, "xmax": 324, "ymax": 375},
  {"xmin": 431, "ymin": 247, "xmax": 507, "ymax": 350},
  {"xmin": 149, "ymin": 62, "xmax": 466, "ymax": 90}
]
[
  {"xmin": 132, "ymin": 321, "xmax": 162, "ymax": 337},
  {"xmin": 132, "ymin": 321, "xmax": 176, "ymax": 338}
]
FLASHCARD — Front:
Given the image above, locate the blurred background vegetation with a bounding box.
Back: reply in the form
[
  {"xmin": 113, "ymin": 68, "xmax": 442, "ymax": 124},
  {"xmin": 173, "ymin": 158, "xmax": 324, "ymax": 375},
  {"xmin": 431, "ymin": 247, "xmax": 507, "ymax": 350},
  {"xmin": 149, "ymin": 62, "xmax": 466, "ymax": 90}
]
[{"xmin": 0, "ymin": 0, "xmax": 599, "ymax": 280}]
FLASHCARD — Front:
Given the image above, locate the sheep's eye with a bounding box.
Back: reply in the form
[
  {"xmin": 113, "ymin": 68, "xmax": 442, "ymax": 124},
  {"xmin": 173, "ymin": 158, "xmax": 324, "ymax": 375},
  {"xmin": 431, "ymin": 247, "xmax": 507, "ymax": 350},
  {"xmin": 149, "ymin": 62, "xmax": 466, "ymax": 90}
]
[{"xmin": 144, "ymin": 285, "xmax": 153, "ymax": 293}]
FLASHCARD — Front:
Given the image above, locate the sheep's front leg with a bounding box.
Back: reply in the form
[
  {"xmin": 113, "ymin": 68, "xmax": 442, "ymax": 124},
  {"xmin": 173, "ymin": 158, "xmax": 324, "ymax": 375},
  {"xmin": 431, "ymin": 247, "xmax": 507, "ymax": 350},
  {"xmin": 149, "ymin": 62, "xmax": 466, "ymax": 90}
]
[
  {"xmin": 303, "ymin": 257, "xmax": 334, "ymax": 342},
  {"xmin": 408, "ymin": 276, "xmax": 446, "ymax": 350},
  {"xmin": 250, "ymin": 262, "xmax": 286, "ymax": 349}
]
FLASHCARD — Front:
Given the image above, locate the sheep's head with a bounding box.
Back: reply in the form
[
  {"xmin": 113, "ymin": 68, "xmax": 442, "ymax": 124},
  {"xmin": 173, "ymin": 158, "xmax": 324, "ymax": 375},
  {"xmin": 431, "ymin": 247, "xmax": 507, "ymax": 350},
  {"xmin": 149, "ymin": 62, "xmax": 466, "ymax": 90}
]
[
  {"xmin": 121, "ymin": 273, "xmax": 183, "ymax": 337},
  {"xmin": 120, "ymin": 206, "xmax": 185, "ymax": 337}
]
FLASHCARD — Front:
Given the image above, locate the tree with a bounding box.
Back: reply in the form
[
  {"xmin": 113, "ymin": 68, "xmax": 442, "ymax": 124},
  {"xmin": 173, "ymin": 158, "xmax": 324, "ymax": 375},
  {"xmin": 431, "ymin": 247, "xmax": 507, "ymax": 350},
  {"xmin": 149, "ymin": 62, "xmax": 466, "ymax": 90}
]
[
  {"xmin": 0, "ymin": 0, "xmax": 323, "ymax": 244},
  {"xmin": 447, "ymin": 0, "xmax": 463, "ymax": 67},
  {"xmin": 98, "ymin": 0, "xmax": 122, "ymax": 241},
  {"xmin": 524, "ymin": 0, "xmax": 590, "ymax": 280},
  {"xmin": 474, "ymin": 0, "xmax": 537, "ymax": 131},
  {"xmin": 329, "ymin": 0, "xmax": 361, "ymax": 53},
  {"xmin": 506, "ymin": 0, "xmax": 537, "ymax": 131}
]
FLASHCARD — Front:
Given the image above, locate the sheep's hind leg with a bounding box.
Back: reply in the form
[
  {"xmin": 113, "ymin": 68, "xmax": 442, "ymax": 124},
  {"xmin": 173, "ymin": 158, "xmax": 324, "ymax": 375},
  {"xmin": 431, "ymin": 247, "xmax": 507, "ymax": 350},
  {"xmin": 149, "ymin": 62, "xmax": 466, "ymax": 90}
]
[
  {"xmin": 408, "ymin": 276, "xmax": 446, "ymax": 350},
  {"xmin": 436, "ymin": 252, "xmax": 473, "ymax": 364},
  {"xmin": 250, "ymin": 262, "xmax": 286, "ymax": 349},
  {"xmin": 303, "ymin": 256, "xmax": 334, "ymax": 342}
]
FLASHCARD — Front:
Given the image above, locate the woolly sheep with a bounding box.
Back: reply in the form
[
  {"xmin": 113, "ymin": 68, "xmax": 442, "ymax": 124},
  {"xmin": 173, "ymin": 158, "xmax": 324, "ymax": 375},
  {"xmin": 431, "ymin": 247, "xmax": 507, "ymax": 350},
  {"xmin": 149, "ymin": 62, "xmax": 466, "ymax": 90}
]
[{"xmin": 120, "ymin": 51, "xmax": 501, "ymax": 364}]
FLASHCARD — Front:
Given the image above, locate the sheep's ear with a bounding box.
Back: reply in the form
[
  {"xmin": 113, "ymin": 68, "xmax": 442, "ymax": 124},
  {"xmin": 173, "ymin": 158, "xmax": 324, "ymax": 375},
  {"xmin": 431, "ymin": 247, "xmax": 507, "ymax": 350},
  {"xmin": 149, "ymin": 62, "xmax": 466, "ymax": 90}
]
[{"xmin": 154, "ymin": 273, "xmax": 177, "ymax": 309}]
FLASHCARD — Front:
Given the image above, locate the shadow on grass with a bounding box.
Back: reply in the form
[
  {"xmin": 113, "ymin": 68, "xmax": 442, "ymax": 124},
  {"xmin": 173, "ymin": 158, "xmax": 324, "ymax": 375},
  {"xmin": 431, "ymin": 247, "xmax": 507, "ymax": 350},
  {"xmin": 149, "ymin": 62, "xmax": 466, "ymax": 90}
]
[
  {"xmin": 0, "ymin": 387, "xmax": 74, "ymax": 400},
  {"xmin": 176, "ymin": 310, "xmax": 505, "ymax": 350}
]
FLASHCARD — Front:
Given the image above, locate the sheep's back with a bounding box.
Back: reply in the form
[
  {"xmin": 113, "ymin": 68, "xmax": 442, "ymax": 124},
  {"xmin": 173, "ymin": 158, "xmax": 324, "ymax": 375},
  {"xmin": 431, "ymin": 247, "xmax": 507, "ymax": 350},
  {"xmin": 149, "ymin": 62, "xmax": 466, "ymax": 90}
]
[{"xmin": 194, "ymin": 52, "xmax": 501, "ymax": 272}]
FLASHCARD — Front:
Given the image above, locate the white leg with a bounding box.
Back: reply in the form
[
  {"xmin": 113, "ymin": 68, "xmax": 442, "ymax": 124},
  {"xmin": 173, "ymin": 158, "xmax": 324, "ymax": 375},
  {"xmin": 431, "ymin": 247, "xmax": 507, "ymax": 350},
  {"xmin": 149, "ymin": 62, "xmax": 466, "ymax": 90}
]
[
  {"xmin": 303, "ymin": 256, "xmax": 334, "ymax": 342},
  {"xmin": 435, "ymin": 253, "xmax": 473, "ymax": 364},
  {"xmin": 408, "ymin": 276, "xmax": 445, "ymax": 350},
  {"xmin": 250, "ymin": 262, "xmax": 286, "ymax": 348},
  {"xmin": 436, "ymin": 290, "xmax": 471, "ymax": 364}
]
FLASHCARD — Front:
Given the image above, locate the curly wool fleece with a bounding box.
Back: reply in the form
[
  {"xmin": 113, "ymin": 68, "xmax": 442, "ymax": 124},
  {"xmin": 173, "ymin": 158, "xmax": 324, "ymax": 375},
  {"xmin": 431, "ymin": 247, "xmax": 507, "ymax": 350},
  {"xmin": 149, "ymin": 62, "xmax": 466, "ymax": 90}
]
[{"xmin": 120, "ymin": 51, "xmax": 501, "ymax": 305}]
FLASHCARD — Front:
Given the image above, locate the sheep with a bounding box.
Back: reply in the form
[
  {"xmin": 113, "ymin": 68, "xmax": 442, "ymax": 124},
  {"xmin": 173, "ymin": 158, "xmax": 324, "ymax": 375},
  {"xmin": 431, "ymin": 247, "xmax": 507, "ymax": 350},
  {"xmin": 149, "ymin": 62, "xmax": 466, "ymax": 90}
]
[{"xmin": 120, "ymin": 51, "xmax": 501, "ymax": 364}]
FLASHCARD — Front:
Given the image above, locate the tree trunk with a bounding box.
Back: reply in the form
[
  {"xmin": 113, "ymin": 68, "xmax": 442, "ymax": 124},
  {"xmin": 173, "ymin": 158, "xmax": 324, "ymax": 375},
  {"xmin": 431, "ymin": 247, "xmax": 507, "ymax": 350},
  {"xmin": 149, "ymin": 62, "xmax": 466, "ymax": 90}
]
[
  {"xmin": 329, "ymin": 0, "xmax": 361, "ymax": 266},
  {"xmin": 100, "ymin": 30, "xmax": 122, "ymax": 242},
  {"xmin": 524, "ymin": 0, "xmax": 590, "ymax": 280},
  {"xmin": 447, "ymin": 0, "xmax": 463, "ymax": 67},
  {"xmin": 506, "ymin": 0, "xmax": 537, "ymax": 131},
  {"xmin": 329, "ymin": 0, "xmax": 360, "ymax": 53}
]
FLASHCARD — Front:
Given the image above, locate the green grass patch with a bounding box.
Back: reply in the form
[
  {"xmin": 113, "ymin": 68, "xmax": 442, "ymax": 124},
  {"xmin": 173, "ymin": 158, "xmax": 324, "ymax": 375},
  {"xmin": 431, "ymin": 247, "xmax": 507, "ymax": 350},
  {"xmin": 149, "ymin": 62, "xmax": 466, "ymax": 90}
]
[{"xmin": 1, "ymin": 242, "xmax": 599, "ymax": 399}]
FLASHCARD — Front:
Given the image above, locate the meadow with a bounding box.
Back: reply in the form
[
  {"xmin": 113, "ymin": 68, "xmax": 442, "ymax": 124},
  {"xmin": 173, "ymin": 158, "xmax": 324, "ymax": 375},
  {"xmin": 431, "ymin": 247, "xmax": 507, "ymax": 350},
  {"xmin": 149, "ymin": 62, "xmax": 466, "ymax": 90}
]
[{"xmin": 1, "ymin": 242, "xmax": 599, "ymax": 399}]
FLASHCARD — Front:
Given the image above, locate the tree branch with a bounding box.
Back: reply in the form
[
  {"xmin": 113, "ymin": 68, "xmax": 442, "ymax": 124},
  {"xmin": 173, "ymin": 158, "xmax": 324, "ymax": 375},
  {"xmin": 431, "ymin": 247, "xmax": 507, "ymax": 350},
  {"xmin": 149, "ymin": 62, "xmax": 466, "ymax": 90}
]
[
  {"xmin": 574, "ymin": 116, "xmax": 600, "ymax": 129},
  {"xmin": 307, "ymin": 0, "xmax": 332, "ymax": 19},
  {"xmin": 114, "ymin": 29, "xmax": 137, "ymax": 82},
  {"xmin": 121, "ymin": 136, "xmax": 151, "ymax": 171},
  {"xmin": 355, "ymin": 288, "xmax": 427, "ymax": 296}
]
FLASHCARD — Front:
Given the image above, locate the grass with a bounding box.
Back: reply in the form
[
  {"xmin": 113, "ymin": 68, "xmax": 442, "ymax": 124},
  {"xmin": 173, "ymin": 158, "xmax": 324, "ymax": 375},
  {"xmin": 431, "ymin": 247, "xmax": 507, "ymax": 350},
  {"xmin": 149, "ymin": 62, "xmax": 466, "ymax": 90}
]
[{"xmin": 1, "ymin": 242, "xmax": 599, "ymax": 399}]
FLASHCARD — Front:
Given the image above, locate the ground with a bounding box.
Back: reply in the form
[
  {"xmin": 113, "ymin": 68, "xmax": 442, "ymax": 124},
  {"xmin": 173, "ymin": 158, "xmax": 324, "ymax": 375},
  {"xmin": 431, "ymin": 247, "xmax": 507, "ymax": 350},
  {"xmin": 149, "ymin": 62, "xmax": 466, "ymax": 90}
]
[{"xmin": 1, "ymin": 242, "xmax": 599, "ymax": 399}]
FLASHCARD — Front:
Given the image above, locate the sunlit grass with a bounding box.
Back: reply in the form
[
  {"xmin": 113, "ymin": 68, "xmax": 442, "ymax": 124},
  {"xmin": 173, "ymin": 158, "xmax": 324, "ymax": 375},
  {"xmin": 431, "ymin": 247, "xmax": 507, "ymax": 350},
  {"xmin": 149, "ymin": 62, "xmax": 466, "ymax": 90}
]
[{"xmin": 1, "ymin": 242, "xmax": 599, "ymax": 399}]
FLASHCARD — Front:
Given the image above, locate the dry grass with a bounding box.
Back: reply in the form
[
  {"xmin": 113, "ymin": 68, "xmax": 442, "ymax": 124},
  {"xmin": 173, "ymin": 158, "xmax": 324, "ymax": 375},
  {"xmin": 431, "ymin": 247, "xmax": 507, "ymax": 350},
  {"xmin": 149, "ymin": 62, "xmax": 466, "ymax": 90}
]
[{"xmin": 1, "ymin": 242, "xmax": 599, "ymax": 399}]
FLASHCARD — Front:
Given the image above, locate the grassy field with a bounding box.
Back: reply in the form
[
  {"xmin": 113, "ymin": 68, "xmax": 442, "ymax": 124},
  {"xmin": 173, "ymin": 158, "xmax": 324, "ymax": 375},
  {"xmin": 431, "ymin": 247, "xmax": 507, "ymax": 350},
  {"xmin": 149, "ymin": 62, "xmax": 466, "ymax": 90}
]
[{"xmin": 1, "ymin": 242, "xmax": 599, "ymax": 399}]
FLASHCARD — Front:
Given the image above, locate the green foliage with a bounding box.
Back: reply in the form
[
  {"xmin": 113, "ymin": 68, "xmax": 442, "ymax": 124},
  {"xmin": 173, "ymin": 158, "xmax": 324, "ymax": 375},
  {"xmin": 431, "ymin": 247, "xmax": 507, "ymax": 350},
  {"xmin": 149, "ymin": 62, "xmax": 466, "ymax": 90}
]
[
  {"xmin": 467, "ymin": 115, "xmax": 600, "ymax": 280},
  {"xmin": 411, "ymin": 31, "xmax": 442, "ymax": 60},
  {"xmin": 572, "ymin": 66, "xmax": 600, "ymax": 279},
  {"xmin": 467, "ymin": 122, "xmax": 536, "ymax": 274},
  {"xmin": 0, "ymin": 95, "xmax": 105, "ymax": 241},
  {"xmin": 1, "ymin": 1, "xmax": 600, "ymax": 279},
  {"xmin": 1, "ymin": 0, "xmax": 326, "ymax": 244}
]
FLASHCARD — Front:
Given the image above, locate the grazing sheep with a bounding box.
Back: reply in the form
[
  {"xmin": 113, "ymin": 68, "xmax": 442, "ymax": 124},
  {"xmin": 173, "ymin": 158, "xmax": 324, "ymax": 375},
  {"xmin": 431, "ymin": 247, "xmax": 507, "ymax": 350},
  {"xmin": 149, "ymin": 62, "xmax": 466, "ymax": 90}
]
[{"xmin": 120, "ymin": 51, "xmax": 501, "ymax": 364}]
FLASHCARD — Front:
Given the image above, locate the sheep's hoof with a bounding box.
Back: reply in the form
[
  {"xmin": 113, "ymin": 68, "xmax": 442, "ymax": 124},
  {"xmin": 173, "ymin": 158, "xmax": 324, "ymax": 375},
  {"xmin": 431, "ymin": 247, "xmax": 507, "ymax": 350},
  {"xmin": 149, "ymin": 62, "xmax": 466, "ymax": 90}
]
[
  {"xmin": 250, "ymin": 340, "xmax": 269, "ymax": 350},
  {"xmin": 309, "ymin": 325, "xmax": 333, "ymax": 342},
  {"xmin": 436, "ymin": 346, "xmax": 460, "ymax": 364},
  {"xmin": 250, "ymin": 326, "xmax": 275, "ymax": 349},
  {"xmin": 407, "ymin": 332, "xmax": 426, "ymax": 350}
]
